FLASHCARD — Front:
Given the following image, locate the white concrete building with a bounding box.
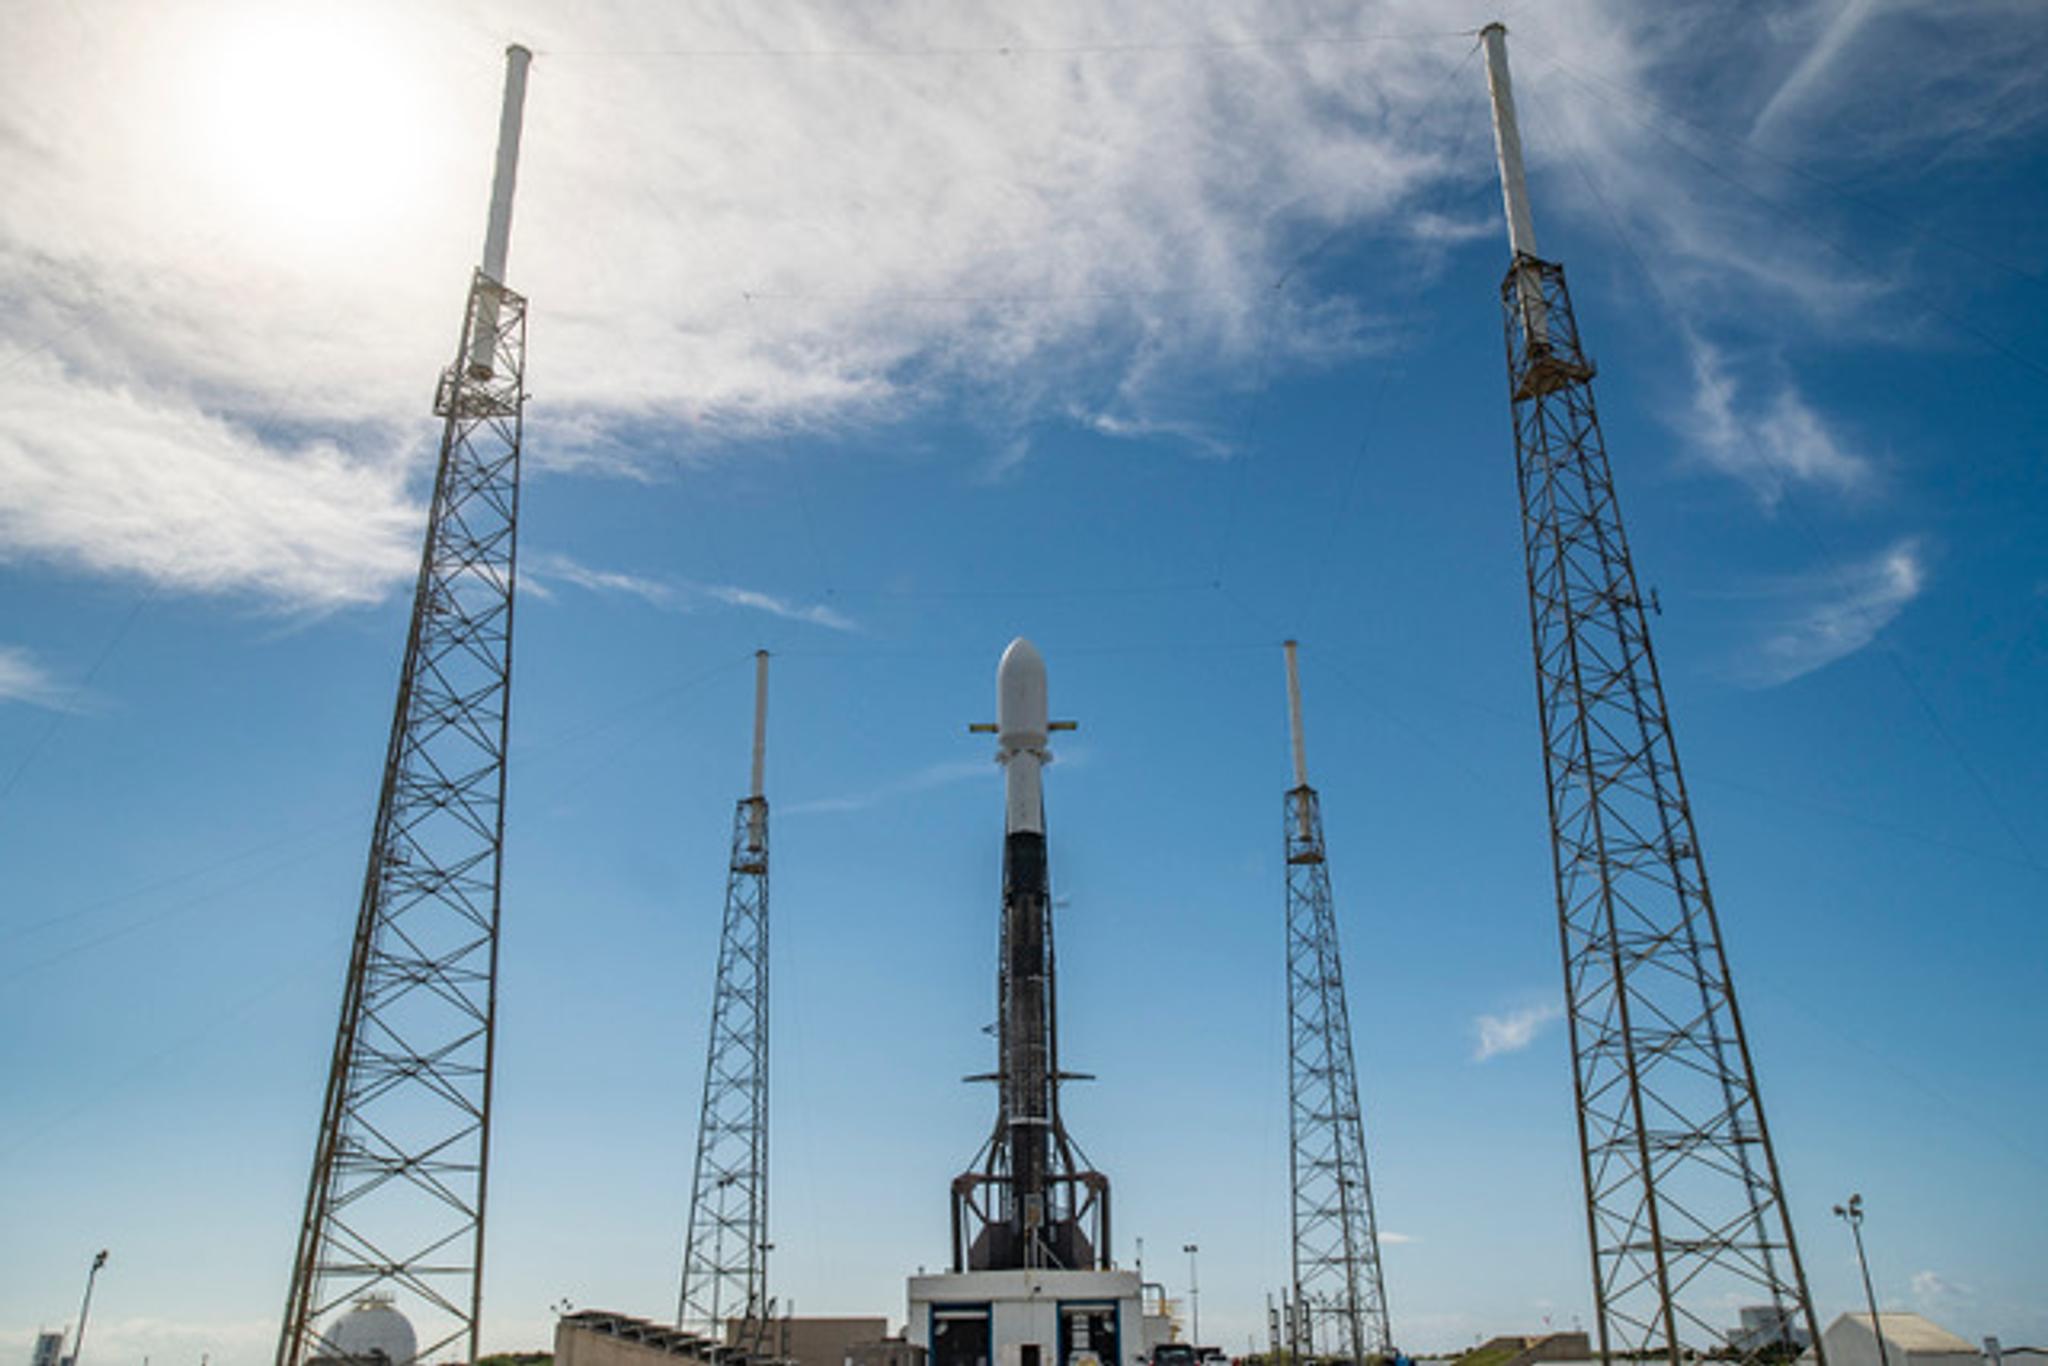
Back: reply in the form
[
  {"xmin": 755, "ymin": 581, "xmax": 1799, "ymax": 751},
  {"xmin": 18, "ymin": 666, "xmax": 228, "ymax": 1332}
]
[
  {"xmin": 1729, "ymin": 1305, "xmax": 1813, "ymax": 1353},
  {"xmin": 908, "ymin": 1269, "xmax": 1142, "ymax": 1366},
  {"xmin": 1818, "ymin": 1313, "xmax": 1979, "ymax": 1366}
]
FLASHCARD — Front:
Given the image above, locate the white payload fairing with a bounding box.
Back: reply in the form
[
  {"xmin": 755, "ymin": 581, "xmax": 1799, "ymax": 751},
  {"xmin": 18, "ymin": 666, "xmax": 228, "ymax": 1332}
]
[{"xmin": 996, "ymin": 636, "xmax": 1050, "ymax": 836}]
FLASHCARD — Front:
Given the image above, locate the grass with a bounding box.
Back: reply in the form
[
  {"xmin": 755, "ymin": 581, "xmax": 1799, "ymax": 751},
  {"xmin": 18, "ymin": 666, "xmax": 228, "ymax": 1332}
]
[{"xmin": 1452, "ymin": 1344, "xmax": 1526, "ymax": 1366}]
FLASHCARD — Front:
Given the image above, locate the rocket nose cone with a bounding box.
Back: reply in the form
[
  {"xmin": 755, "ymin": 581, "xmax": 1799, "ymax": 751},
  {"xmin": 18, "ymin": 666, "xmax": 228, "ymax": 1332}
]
[
  {"xmin": 997, "ymin": 637, "xmax": 1049, "ymax": 745},
  {"xmin": 1000, "ymin": 636, "xmax": 1043, "ymax": 676}
]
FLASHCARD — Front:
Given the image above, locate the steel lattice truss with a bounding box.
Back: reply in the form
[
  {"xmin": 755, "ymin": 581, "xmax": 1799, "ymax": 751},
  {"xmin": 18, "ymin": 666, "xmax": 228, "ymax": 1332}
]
[
  {"xmin": 679, "ymin": 796, "xmax": 771, "ymax": 1348},
  {"xmin": 278, "ymin": 272, "xmax": 527, "ymax": 1366},
  {"xmin": 1285, "ymin": 785, "xmax": 1392, "ymax": 1365},
  {"xmin": 1500, "ymin": 254, "xmax": 1822, "ymax": 1366}
]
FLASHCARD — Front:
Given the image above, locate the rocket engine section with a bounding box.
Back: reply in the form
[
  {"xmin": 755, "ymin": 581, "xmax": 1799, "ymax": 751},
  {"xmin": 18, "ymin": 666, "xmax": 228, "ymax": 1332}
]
[{"xmin": 952, "ymin": 639, "xmax": 1110, "ymax": 1272}]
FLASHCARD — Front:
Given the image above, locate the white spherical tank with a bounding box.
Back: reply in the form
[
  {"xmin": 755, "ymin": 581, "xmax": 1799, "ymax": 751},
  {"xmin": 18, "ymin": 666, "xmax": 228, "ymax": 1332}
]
[{"xmin": 327, "ymin": 1297, "xmax": 417, "ymax": 1366}]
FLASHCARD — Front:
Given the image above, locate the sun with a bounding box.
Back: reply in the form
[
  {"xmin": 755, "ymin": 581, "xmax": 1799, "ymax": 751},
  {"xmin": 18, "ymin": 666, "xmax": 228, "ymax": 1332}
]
[{"xmin": 179, "ymin": 3, "xmax": 440, "ymax": 254}]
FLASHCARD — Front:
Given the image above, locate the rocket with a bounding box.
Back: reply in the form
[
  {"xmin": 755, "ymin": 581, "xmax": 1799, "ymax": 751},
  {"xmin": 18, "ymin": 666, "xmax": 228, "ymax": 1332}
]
[
  {"xmin": 996, "ymin": 638, "xmax": 1055, "ymax": 1259},
  {"xmin": 956, "ymin": 638, "xmax": 1104, "ymax": 1272}
]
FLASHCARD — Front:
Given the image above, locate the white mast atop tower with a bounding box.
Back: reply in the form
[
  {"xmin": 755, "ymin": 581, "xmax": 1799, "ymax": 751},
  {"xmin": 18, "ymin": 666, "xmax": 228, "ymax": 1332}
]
[
  {"xmin": 1481, "ymin": 24, "xmax": 1550, "ymax": 348},
  {"xmin": 1283, "ymin": 640, "xmax": 1312, "ymax": 840},
  {"xmin": 1481, "ymin": 24, "xmax": 1539, "ymax": 261},
  {"xmin": 469, "ymin": 44, "xmax": 532, "ymax": 378},
  {"xmin": 748, "ymin": 650, "xmax": 769, "ymax": 851}
]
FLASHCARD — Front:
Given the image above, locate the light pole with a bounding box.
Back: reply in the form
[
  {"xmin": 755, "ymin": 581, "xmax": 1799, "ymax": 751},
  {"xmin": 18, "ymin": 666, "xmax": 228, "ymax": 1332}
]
[
  {"xmin": 1834, "ymin": 1194, "xmax": 1889, "ymax": 1366},
  {"xmin": 71, "ymin": 1251, "xmax": 108, "ymax": 1366},
  {"xmin": 1183, "ymin": 1244, "xmax": 1200, "ymax": 1348}
]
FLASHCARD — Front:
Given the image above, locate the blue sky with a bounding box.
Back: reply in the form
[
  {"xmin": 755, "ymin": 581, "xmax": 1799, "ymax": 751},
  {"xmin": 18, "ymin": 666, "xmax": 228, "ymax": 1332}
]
[{"xmin": 2, "ymin": 1, "xmax": 2045, "ymax": 1363}]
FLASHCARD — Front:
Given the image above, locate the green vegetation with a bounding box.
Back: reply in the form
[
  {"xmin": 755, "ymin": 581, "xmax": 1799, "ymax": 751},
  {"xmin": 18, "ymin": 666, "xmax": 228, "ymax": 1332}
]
[
  {"xmin": 476, "ymin": 1352, "xmax": 552, "ymax": 1366},
  {"xmin": 1451, "ymin": 1344, "xmax": 1523, "ymax": 1366}
]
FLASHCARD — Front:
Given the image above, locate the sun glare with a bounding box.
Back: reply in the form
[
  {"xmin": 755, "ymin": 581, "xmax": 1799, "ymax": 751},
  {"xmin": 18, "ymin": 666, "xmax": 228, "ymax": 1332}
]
[{"xmin": 183, "ymin": 6, "xmax": 436, "ymax": 253}]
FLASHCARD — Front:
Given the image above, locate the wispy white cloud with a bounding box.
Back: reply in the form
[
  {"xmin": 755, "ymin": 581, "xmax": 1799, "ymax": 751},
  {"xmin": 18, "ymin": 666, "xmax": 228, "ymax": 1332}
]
[
  {"xmin": 1070, "ymin": 407, "xmax": 1234, "ymax": 460},
  {"xmin": 0, "ymin": 645, "xmax": 81, "ymax": 710},
  {"xmin": 530, "ymin": 552, "xmax": 679, "ymax": 609},
  {"xmin": 1473, "ymin": 999, "xmax": 1562, "ymax": 1061},
  {"xmin": 1910, "ymin": 1268, "xmax": 1973, "ymax": 1305},
  {"xmin": 1746, "ymin": 538, "xmax": 1925, "ymax": 686},
  {"xmin": 1750, "ymin": 0, "xmax": 1889, "ymax": 140},
  {"xmin": 1377, "ymin": 1230, "xmax": 1418, "ymax": 1245},
  {"xmin": 1682, "ymin": 339, "xmax": 1871, "ymax": 507},
  {"xmin": 1405, "ymin": 210, "xmax": 1496, "ymax": 247},
  {"xmin": 784, "ymin": 757, "xmax": 990, "ymax": 816},
  {"xmin": 529, "ymin": 551, "xmax": 858, "ymax": 632},
  {"xmin": 1749, "ymin": 0, "xmax": 2048, "ymax": 156},
  {"xmin": 0, "ymin": 0, "xmax": 2026, "ymax": 607},
  {"xmin": 1, "ymin": 2, "xmax": 1467, "ymax": 460},
  {"xmin": 0, "ymin": 358, "xmax": 421, "ymax": 609},
  {"xmin": 701, "ymin": 583, "xmax": 858, "ymax": 633}
]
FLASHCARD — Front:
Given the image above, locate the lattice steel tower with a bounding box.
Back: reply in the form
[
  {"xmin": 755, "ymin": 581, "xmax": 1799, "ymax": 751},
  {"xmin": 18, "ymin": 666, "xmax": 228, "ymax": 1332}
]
[
  {"xmin": 1281, "ymin": 641, "xmax": 1393, "ymax": 1365},
  {"xmin": 277, "ymin": 46, "xmax": 533, "ymax": 1366},
  {"xmin": 1479, "ymin": 26, "xmax": 1821, "ymax": 1366},
  {"xmin": 679, "ymin": 651, "xmax": 774, "ymax": 1348}
]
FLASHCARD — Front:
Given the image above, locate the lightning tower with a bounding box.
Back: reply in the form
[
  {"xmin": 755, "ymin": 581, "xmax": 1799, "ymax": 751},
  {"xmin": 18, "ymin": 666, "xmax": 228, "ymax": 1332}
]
[
  {"xmin": 1280, "ymin": 641, "xmax": 1393, "ymax": 1365},
  {"xmin": 277, "ymin": 45, "xmax": 533, "ymax": 1366},
  {"xmin": 679, "ymin": 651, "xmax": 774, "ymax": 1350},
  {"xmin": 1480, "ymin": 26, "xmax": 1822, "ymax": 1366}
]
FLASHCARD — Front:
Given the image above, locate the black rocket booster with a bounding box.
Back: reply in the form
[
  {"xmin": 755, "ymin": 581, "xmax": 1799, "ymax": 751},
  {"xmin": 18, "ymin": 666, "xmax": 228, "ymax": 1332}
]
[
  {"xmin": 952, "ymin": 638, "xmax": 1110, "ymax": 1273},
  {"xmin": 996, "ymin": 637, "xmax": 1056, "ymax": 1262}
]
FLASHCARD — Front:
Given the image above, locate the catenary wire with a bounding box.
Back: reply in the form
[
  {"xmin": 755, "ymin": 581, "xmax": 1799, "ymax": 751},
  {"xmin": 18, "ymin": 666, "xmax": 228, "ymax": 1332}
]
[
  {"xmin": 1, "ymin": 652, "xmax": 759, "ymax": 965},
  {"xmin": 1300, "ymin": 37, "xmax": 1494, "ymax": 622},
  {"xmin": 1210, "ymin": 35, "xmax": 1488, "ymax": 588},
  {"xmin": 0, "ymin": 587, "xmax": 156, "ymax": 808},
  {"xmin": 539, "ymin": 30, "xmax": 1476, "ymax": 61},
  {"xmin": 1518, "ymin": 34, "xmax": 2046, "ymax": 291},
  {"xmin": 1517, "ymin": 56, "xmax": 2047, "ymax": 877},
  {"xmin": 1516, "ymin": 36, "xmax": 2048, "ymax": 387}
]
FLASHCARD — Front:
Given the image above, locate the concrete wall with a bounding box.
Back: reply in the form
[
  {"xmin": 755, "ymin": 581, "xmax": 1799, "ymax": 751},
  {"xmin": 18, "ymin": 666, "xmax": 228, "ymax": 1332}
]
[
  {"xmin": 557, "ymin": 1319, "xmax": 706, "ymax": 1366},
  {"xmin": 847, "ymin": 1340, "xmax": 927, "ymax": 1366},
  {"xmin": 557, "ymin": 1313, "xmax": 899, "ymax": 1366},
  {"xmin": 743, "ymin": 1319, "xmax": 889, "ymax": 1366}
]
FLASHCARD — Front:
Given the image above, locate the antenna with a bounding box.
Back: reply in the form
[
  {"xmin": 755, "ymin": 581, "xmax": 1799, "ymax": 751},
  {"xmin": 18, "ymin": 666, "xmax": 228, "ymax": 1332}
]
[
  {"xmin": 278, "ymin": 43, "xmax": 534, "ymax": 1366},
  {"xmin": 1480, "ymin": 26, "xmax": 1823, "ymax": 1366},
  {"xmin": 480, "ymin": 45, "xmax": 531, "ymax": 286},
  {"xmin": 1481, "ymin": 24, "xmax": 1550, "ymax": 350},
  {"xmin": 749, "ymin": 650, "xmax": 769, "ymax": 847},
  {"xmin": 469, "ymin": 44, "xmax": 532, "ymax": 379},
  {"xmin": 1282, "ymin": 640, "xmax": 1310, "ymax": 836},
  {"xmin": 680, "ymin": 657, "xmax": 774, "ymax": 1346},
  {"xmin": 1480, "ymin": 24, "xmax": 1539, "ymax": 261},
  {"xmin": 1280, "ymin": 641, "xmax": 1392, "ymax": 1363}
]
